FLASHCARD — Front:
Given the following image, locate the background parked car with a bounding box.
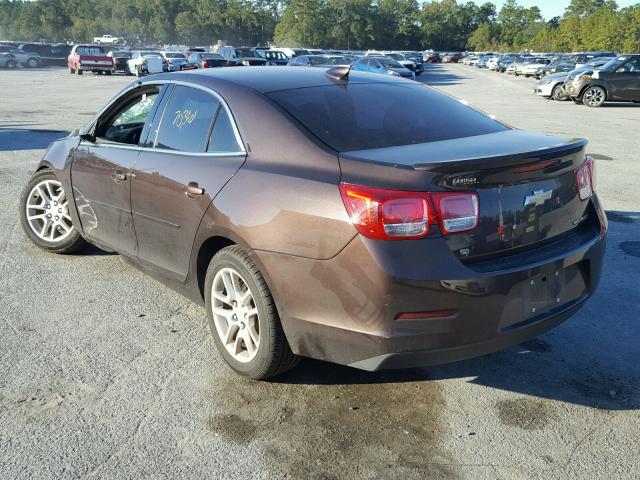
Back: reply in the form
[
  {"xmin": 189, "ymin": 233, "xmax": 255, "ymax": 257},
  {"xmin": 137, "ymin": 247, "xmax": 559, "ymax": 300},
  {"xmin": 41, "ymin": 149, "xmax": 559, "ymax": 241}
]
[
  {"xmin": 17, "ymin": 43, "xmax": 70, "ymax": 66},
  {"xmin": 186, "ymin": 52, "xmax": 236, "ymax": 69},
  {"xmin": 382, "ymin": 52, "xmax": 423, "ymax": 75},
  {"xmin": 516, "ymin": 57, "xmax": 551, "ymax": 77},
  {"xmin": 217, "ymin": 46, "xmax": 267, "ymax": 66},
  {"xmin": 423, "ymin": 51, "xmax": 441, "ymax": 63},
  {"xmin": 565, "ymin": 54, "xmax": 640, "ymax": 107},
  {"xmin": 125, "ymin": 50, "xmax": 163, "ymax": 76},
  {"xmin": 0, "ymin": 52, "xmax": 17, "ymax": 69},
  {"xmin": 0, "ymin": 44, "xmax": 40, "ymax": 68},
  {"xmin": 107, "ymin": 50, "xmax": 131, "ymax": 72},
  {"xmin": 288, "ymin": 55, "xmax": 353, "ymax": 67},
  {"xmin": 160, "ymin": 51, "xmax": 188, "ymax": 71},
  {"xmin": 443, "ymin": 52, "xmax": 463, "ymax": 63},
  {"xmin": 352, "ymin": 55, "xmax": 415, "ymax": 79},
  {"xmin": 259, "ymin": 49, "xmax": 289, "ymax": 65},
  {"xmin": 68, "ymin": 44, "xmax": 113, "ymax": 75}
]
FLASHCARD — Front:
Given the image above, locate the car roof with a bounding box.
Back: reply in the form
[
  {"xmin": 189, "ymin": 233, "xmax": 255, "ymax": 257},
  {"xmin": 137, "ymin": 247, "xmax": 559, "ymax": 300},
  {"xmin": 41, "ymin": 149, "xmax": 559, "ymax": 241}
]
[{"xmin": 148, "ymin": 66, "xmax": 409, "ymax": 93}]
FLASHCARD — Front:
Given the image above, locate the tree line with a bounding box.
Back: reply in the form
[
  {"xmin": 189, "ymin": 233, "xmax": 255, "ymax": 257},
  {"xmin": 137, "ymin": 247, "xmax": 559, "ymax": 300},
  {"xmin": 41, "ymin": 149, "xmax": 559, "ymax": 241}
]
[{"xmin": 0, "ymin": 0, "xmax": 638, "ymax": 53}]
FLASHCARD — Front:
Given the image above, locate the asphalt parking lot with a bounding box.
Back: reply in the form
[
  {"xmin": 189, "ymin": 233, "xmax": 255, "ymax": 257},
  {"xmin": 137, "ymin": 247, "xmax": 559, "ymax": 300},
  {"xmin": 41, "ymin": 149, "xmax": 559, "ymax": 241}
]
[{"xmin": 1, "ymin": 65, "xmax": 639, "ymax": 479}]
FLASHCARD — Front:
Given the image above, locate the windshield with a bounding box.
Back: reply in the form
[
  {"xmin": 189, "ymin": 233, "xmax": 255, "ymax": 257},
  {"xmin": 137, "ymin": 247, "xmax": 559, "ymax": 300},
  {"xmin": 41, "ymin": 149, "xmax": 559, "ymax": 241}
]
[
  {"xmin": 385, "ymin": 53, "xmax": 403, "ymax": 61},
  {"xmin": 139, "ymin": 51, "xmax": 161, "ymax": 57},
  {"xmin": 268, "ymin": 83, "xmax": 508, "ymax": 151},
  {"xmin": 165, "ymin": 53, "xmax": 185, "ymax": 59},
  {"xmin": 236, "ymin": 48, "xmax": 253, "ymax": 57},
  {"xmin": 600, "ymin": 57, "xmax": 627, "ymax": 72}
]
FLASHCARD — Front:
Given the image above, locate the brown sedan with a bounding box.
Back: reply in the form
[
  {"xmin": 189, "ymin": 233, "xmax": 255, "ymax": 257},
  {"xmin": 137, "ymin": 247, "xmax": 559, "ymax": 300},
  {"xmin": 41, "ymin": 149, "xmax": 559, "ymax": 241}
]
[{"xmin": 19, "ymin": 67, "xmax": 607, "ymax": 379}]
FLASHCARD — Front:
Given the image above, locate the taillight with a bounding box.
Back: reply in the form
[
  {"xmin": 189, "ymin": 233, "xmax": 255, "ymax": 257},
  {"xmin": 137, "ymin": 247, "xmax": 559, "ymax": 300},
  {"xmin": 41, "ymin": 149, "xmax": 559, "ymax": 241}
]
[
  {"xmin": 431, "ymin": 192, "xmax": 479, "ymax": 234},
  {"xmin": 339, "ymin": 183, "xmax": 480, "ymax": 240},
  {"xmin": 203, "ymin": 60, "xmax": 209, "ymax": 68},
  {"xmin": 576, "ymin": 156, "xmax": 594, "ymax": 200},
  {"xmin": 339, "ymin": 184, "xmax": 431, "ymax": 240}
]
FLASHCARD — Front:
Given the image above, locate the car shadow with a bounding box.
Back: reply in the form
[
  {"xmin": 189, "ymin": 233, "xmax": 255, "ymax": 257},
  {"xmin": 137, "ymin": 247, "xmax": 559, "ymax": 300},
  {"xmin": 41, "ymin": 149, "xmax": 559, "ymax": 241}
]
[
  {"xmin": 272, "ymin": 212, "xmax": 640, "ymax": 412},
  {"xmin": 418, "ymin": 63, "xmax": 469, "ymax": 86},
  {"xmin": 600, "ymin": 102, "xmax": 640, "ymax": 108},
  {"xmin": 0, "ymin": 127, "xmax": 69, "ymax": 151}
]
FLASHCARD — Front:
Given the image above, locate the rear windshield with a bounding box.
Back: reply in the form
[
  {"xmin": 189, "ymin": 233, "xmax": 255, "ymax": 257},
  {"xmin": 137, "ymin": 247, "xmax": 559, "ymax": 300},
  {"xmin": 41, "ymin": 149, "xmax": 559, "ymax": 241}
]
[
  {"xmin": 268, "ymin": 83, "xmax": 508, "ymax": 151},
  {"xmin": 77, "ymin": 46, "xmax": 105, "ymax": 55}
]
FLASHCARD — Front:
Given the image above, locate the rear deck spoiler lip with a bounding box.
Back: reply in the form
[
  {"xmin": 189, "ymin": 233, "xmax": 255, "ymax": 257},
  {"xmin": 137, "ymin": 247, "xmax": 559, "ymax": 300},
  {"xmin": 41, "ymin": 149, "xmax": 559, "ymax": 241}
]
[{"xmin": 413, "ymin": 138, "xmax": 588, "ymax": 172}]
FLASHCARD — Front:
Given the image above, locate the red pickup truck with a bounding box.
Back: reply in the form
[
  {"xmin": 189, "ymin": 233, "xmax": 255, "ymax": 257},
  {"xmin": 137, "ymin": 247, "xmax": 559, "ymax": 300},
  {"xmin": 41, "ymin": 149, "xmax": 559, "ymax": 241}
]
[{"xmin": 68, "ymin": 45, "xmax": 113, "ymax": 75}]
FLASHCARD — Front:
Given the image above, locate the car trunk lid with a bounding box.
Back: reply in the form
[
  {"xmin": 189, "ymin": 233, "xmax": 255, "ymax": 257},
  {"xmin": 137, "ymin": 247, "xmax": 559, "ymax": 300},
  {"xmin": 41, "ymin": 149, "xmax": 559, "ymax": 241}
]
[{"xmin": 339, "ymin": 130, "xmax": 594, "ymax": 261}]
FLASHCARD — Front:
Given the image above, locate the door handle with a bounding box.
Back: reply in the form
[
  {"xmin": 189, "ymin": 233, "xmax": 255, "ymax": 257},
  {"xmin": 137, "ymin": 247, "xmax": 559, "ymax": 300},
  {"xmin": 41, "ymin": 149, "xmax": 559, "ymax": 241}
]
[
  {"xmin": 184, "ymin": 182, "xmax": 204, "ymax": 196},
  {"xmin": 111, "ymin": 172, "xmax": 127, "ymax": 182}
]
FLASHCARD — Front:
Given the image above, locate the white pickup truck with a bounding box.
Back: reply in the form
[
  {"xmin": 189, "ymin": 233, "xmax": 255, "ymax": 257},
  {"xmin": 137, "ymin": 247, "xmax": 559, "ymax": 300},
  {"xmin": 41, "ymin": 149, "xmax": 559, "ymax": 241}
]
[{"xmin": 93, "ymin": 35, "xmax": 122, "ymax": 45}]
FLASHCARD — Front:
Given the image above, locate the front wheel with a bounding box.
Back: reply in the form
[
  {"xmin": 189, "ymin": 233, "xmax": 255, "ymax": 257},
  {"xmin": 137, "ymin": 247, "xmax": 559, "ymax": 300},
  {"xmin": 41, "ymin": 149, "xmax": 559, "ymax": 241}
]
[
  {"xmin": 26, "ymin": 58, "xmax": 39, "ymax": 68},
  {"xmin": 583, "ymin": 86, "xmax": 606, "ymax": 107},
  {"xmin": 19, "ymin": 170, "xmax": 88, "ymax": 254},
  {"xmin": 204, "ymin": 246, "xmax": 299, "ymax": 379},
  {"xmin": 552, "ymin": 84, "xmax": 568, "ymax": 101},
  {"xmin": 7, "ymin": 60, "xmax": 16, "ymax": 69}
]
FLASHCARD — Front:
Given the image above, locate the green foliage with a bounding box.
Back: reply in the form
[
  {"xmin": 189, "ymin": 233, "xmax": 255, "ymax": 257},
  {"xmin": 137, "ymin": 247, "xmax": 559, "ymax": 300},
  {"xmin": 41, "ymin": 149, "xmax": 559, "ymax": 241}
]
[{"xmin": 0, "ymin": 0, "xmax": 639, "ymax": 53}]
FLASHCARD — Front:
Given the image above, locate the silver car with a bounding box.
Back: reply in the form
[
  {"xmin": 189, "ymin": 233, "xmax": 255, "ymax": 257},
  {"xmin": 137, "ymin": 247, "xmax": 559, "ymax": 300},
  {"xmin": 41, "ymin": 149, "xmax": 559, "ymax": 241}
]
[
  {"xmin": 0, "ymin": 44, "xmax": 40, "ymax": 67},
  {"xmin": 0, "ymin": 52, "xmax": 17, "ymax": 69},
  {"xmin": 161, "ymin": 51, "xmax": 188, "ymax": 71}
]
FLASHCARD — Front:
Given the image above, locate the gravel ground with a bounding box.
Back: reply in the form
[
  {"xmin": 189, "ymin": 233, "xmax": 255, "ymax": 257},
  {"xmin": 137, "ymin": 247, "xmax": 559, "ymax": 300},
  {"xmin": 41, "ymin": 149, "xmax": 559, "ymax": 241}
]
[{"xmin": 0, "ymin": 65, "xmax": 639, "ymax": 480}]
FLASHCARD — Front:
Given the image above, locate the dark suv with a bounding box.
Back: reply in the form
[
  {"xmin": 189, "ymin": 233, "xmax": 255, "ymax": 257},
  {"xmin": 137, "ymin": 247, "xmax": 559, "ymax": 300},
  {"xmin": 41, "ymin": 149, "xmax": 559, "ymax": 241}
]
[{"xmin": 565, "ymin": 55, "xmax": 640, "ymax": 107}]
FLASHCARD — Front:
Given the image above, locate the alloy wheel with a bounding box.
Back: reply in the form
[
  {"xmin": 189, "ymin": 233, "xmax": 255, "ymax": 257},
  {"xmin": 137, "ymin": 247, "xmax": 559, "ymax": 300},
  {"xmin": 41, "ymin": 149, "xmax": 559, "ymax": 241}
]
[
  {"xmin": 25, "ymin": 179, "xmax": 74, "ymax": 243},
  {"xmin": 211, "ymin": 267, "xmax": 260, "ymax": 363},
  {"xmin": 584, "ymin": 87, "xmax": 605, "ymax": 107}
]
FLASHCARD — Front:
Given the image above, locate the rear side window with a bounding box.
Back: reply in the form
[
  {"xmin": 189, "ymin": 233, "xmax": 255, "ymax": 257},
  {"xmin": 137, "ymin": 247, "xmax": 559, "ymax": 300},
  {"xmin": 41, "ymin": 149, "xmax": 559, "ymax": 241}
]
[
  {"xmin": 207, "ymin": 108, "xmax": 242, "ymax": 153},
  {"xmin": 267, "ymin": 83, "xmax": 508, "ymax": 151},
  {"xmin": 155, "ymin": 86, "xmax": 219, "ymax": 152}
]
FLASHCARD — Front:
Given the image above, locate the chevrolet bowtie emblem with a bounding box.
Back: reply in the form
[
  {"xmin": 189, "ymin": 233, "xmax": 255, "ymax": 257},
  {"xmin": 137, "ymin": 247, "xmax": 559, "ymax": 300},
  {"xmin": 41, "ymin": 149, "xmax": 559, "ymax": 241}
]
[{"xmin": 524, "ymin": 189, "xmax": 553, "ymax": 207}]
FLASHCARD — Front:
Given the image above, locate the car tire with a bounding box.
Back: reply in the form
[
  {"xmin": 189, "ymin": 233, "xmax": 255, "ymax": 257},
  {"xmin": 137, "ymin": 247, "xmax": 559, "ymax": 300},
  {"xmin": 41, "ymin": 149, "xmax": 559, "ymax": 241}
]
[
  {"xmin": 26, "ymin": 57, "xmax": 39, "ymax": 68},
  {"xmin": 19, "ymin": 169, "xmax": 89, "ymax": 254},
  {"xmin": 105, "ymin": 71, "xmax": 112, "ymax": 76},
  {"xmin": 7, "ymin": 60, "xmax": 16, "ymax": 69},
  {"xmin": 572, "ymin": 97, "xmax": 583, "ymax": 105},
  {"xmin": 583, "ymin": 86, "xmax": 606, "ymax": 107},
  {"xmin": 77, "ymin": 69, "xmax": 83, "ymax": 75},
  {"xmin": 204, "ymin": 246, "xmax": 299, "ymax": 380},
  {"xmin": 552, "ymin": 84, "xmax": 567, "ymax": 101}
]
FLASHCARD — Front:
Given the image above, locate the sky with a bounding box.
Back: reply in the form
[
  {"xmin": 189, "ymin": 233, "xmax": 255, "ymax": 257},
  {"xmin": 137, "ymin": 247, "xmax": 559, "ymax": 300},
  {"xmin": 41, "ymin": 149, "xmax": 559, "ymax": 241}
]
[{"xmin": 491, "ymin": 0, "xmax": 638, "ymax": 20}]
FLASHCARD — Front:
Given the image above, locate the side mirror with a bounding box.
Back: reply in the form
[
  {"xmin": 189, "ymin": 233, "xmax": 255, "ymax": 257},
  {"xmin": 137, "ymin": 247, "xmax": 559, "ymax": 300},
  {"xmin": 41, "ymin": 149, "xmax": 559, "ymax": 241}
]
[{"xmin": 80, "ymin": 131, "xmax": 96, "ymax": 143}]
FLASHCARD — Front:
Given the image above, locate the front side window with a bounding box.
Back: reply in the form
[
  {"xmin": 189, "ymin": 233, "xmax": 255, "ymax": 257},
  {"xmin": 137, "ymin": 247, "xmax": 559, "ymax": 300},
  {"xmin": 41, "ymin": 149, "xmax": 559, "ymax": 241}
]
[
  {"xmin": 155, "ymin": 86, "xmax": 219, "ymax": 152},
  {"xmin": 97, "ymin": 90, "xmax": 159, "ymax": 145}
]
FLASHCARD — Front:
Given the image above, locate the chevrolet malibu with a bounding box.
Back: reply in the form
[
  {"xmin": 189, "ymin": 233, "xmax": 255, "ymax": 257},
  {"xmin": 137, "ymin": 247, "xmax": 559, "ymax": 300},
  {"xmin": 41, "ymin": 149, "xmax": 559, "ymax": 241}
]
[{"xmin": 19, "ymin": 67, "xmax": 606, "ymax": 379}]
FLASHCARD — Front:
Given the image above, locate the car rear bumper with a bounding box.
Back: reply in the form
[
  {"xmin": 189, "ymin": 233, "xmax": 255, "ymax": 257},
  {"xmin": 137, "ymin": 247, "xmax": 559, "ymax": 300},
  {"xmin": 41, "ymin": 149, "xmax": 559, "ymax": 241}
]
[{"xmin": 254, "ymin": 202, "xmax": 606, "ymax": 370}]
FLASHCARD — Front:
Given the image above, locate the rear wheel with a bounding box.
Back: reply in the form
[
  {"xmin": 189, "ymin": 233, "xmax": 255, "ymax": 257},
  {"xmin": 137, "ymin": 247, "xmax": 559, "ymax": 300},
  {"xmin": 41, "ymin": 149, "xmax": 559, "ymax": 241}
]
[
  {"xmin": 583, "ymin": 86, "xmax": 606, "ymax": 107},
  {"xmin": 26, "ymin": 57, "xmax": 39, "ymax": 68},
  {"xmin": 7, "ymin": 59, "xmax": 16, "ymax": 69},
  {"xmin": 204, "ymin": 246, "xmax": 299, "ymax": 379},
  {"xmin": 19, "ymin": 170, "xmax": 88, "ymax": 254}
]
